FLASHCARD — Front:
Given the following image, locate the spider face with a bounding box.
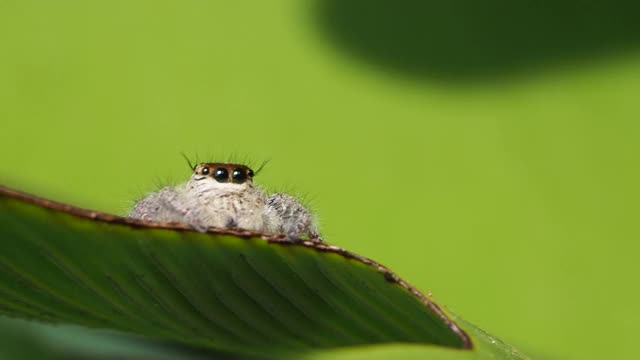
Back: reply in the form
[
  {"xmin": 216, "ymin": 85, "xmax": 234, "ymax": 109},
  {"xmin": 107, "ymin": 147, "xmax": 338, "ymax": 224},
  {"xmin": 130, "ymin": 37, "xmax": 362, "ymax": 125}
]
[{"xmin": 193, "ymin": 163, "xmax": 254, "ymax": 184}]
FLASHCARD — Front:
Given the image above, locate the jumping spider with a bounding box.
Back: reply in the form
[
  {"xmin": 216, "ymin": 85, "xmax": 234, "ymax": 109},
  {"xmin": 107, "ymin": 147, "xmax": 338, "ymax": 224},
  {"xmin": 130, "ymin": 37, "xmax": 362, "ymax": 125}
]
[{"xmin": 128, "ymin": 162, "xmax": 320, "ymax": 241}]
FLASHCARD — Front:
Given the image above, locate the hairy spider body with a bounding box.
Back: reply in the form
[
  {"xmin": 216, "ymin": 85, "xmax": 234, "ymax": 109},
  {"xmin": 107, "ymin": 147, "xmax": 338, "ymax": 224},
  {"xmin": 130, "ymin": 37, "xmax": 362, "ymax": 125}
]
[{"xmin": 128, "ymin": 162, "xmax": 320, "ymax": 241}]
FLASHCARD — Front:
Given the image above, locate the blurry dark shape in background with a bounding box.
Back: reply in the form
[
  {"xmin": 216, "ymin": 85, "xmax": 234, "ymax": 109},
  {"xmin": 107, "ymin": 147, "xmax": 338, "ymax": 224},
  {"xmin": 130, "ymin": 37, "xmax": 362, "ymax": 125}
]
[{"xmin": 314, "ymin": 0, "xmax": 640, "ymax": 81}]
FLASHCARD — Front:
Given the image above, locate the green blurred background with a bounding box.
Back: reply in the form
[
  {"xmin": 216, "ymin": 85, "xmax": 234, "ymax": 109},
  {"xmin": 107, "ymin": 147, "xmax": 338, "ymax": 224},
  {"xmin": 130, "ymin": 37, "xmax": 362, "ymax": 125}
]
[{"xmin": 1, "ymin": 1, "xmax": 639, "ymax": 359}]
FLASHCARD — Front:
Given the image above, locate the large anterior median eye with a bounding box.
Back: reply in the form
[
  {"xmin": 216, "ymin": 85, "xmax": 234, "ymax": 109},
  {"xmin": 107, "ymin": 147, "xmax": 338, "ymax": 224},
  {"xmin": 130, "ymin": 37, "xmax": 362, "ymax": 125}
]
[
  {"xmin": 232, "ymin": 168, "xmax": 247, "ymax": 183},
  {"xmin": 213, "ymin": 168, "xmax": 229, "ymax": 182}
]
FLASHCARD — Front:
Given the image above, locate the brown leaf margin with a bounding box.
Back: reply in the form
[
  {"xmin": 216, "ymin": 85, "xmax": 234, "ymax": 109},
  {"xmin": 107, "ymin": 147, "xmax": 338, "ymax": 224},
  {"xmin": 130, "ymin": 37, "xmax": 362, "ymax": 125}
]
[{"xmin": 0, "ymin": 185, "xmax": 472, "ymax": 349}]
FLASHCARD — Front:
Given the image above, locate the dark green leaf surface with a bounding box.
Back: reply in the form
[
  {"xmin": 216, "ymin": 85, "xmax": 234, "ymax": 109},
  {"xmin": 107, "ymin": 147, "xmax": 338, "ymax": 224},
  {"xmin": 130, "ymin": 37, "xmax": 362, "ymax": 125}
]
[{"xmin": 0, "ymin": 186, "xmax": 524, "ymax": 358}]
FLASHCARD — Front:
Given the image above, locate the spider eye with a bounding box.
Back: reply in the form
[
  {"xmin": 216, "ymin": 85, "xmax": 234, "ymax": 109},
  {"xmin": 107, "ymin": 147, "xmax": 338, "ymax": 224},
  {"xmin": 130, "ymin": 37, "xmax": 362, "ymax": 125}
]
[
  {"xmin": 201, "ymin": 167, "xmax": 209, "ymax": 175},
  {"xmin": 232, "ymin": 168, "xmax": 247, "ymax": 184},
  {"xmin": 247, "ymin": 169, "xmax": 254, "ymax": 178},
  {"xmin": 213, "ymin": 168, "xmax": 229, "ymax": 182}
]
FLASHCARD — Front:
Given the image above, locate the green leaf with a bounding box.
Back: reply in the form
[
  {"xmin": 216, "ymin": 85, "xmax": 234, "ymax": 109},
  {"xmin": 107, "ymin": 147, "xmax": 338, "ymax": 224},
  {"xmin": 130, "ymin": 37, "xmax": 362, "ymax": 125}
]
[{"xmin": 0, "ymin": 186, "xmax": 526, "ymax": 359}]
